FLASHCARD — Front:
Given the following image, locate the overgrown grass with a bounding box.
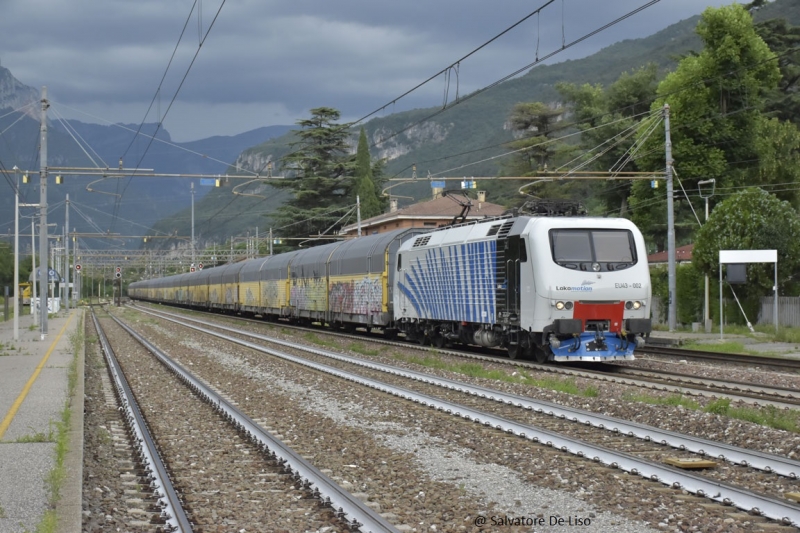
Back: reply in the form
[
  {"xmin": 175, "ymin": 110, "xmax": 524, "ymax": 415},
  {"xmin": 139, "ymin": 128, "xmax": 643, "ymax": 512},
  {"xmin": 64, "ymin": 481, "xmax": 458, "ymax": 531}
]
[
  {"xmin": 32, "ymin": 311, "xmax": 83, "ymax": 533},
  {"xmin": 13, "ymin": 426, "xmax": 54, "ymax": 443},
  {"xmin": 393, "ymin": 354, "xmax": 600, "ymax": 397},
  {"xmin": 772, "ymin": 327, "xmax": 800, "ymax": 345},
  {"xmin": 704, "ymin": 398, "xmax": 800, "ymax": 432},
  {"xmin": 348, "ymin": 342, "xmax": 381, "ymax": 357},
  {"xmin": 303, "ymin": 332, "xmax": 337, "ymax": 348},
  {"xmin": 622, "ymin": 392, "xmax": 700, "ymax": 409},
  {"xmin": 0, "ymin": 341, "xmax": 15, "ymax": 356},
  {"xmin": 624, "ymin": 391, "xmax": 800, "ymax": 432},
  {"xmin": 680, "ymin": 341, "xmax": 761, "ymax": 355}
]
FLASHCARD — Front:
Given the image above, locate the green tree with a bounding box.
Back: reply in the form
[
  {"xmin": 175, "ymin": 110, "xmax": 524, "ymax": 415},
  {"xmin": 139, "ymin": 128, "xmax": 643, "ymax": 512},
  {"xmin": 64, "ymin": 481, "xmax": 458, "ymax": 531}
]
[
  {"xmin": 556, "ymin": 64, "xmax": 658, "ymax": 215},
  {"xmin": 272, "ymin": 108, "xmax": 357, "ymax": 244},
  {"xmin": 504, "ymin": 102, "xmax": 564, "ymax": 175},
  {"xmin": 754, "ymin": 117, "xmax": 800, "ymax": 207},
  {"xmin": 0, "ymin": 243, "xmax": 12, "ymax": 285},
  {"xmin": 353, "ymin": 128, "xmax": 382, "ymax": 220},
  {"xmin": 756, "ymin": 18, "xmax": 800, "ymax": 124},
  {"xmin": 629, "ymin": 4, "xmax": 781, "ymax": 247},
  {"xmin": 499, "ymin": 102, "xmax": 582, "ymax": 204},
  {"xmin": 692, "ymin": 188, "xmax": 800, "ymax": 316}
]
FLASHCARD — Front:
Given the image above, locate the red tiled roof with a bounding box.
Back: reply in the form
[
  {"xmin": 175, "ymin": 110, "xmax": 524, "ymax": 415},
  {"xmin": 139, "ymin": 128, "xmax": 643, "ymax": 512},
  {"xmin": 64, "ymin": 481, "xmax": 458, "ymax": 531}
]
[
  {"xmin": 341, "ymin": 195, "xmax": 506, "ymax": 232},
  {"xmin": 647, "ymin": 243, "xmax": 694, "ymax": 264}
]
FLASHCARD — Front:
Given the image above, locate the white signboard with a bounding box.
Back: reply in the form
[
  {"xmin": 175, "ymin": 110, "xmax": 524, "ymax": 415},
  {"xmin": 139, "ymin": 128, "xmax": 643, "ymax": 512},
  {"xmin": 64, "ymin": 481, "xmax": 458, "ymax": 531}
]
[{"xmin": 719, "ymin": 249, "xmax": 777, "ymax": 264}]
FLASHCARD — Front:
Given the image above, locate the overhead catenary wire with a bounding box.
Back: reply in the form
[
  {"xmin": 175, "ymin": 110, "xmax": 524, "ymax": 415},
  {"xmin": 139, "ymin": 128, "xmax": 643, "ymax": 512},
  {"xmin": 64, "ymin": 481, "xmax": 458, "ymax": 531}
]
[
  {"xmin": 108, "ymin": 0, "xmax": 228, "ymax": 233},
  {"xmin": 50, "ymin": 107, "xmax": 108, "ymax": 168}
]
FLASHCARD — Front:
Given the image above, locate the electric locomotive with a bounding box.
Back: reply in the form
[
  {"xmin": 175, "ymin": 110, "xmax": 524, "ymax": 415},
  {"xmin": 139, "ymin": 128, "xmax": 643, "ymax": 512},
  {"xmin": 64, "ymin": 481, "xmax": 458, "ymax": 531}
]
[
  {"xmin": 393, "ymin": 215, "xmax": 651, "ymax": 362},
  {"xmin": 129, "ymin": 212, "xmax": 651, "ymax": 363}
]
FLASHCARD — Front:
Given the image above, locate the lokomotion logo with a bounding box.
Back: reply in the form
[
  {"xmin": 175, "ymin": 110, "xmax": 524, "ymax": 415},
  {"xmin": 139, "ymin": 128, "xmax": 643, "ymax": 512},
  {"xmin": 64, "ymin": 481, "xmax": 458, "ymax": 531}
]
[{"xmin": 555, "ymin": 280, "xmax": 595, "ymax": 292}]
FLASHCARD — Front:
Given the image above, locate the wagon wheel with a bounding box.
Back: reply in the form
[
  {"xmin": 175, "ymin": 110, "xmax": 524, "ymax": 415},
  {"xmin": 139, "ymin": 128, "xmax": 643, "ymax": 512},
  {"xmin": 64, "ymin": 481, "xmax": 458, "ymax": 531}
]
[
  {"xmin": 532, "ymin": 346, "xmax": 549, "ymax": 364},
  {"xmin": 433, "ymin": 334, "xmax": 446, "ymax": 349},
  {"xmin": 507, "ymin": 344, "xmax": 520, "ymax": 360}
]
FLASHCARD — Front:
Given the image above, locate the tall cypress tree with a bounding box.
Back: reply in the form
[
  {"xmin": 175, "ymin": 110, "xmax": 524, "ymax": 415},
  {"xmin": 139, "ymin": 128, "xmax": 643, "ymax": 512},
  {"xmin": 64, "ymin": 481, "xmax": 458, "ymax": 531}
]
[{"xmin": 353, "ymin": 128, "xmax": 382, "ymax": 220}]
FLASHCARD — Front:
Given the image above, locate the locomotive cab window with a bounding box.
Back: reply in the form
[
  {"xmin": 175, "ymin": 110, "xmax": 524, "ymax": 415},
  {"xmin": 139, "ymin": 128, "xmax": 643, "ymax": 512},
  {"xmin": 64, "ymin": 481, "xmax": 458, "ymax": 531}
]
[{"xmin": 550, "ymin": 229, "xmax": 636, "ymax": 271}]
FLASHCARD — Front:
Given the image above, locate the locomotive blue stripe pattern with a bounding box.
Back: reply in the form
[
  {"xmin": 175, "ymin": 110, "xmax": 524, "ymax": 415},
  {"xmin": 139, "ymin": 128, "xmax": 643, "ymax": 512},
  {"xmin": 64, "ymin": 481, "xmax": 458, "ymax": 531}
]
[{"xmin": 399, "ymin": 240, "xmax": 496, "ymax": 323}]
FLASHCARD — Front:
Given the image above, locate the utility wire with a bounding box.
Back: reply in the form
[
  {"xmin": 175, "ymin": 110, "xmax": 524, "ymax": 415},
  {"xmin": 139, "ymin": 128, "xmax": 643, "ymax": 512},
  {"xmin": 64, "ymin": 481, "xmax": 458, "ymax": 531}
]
[
  {"xmin": 109, "ymin": 0, "xmax": 228, "ymax": 233},
  {"xmin": 121, "ymin": 0, "xmax": 198, "ymax": 161}
]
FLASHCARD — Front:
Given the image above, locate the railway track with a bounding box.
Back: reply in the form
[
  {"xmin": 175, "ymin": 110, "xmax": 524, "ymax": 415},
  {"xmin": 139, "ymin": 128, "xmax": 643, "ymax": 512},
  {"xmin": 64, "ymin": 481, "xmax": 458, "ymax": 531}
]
[
  {"xmin": 121, "ymin": 304, "xmax": 800, "ymax": 529},
  {"xmin": 83, "ymin": 309, "xmax": 192, "ymax": 532},
  {"xmin": 643, "ymin": 345, "xmax": 800, "ymax": 372},
  {"xmin": 130, "ymin": 302, "xmax": 800, "ymax": 408},
  {"xmin": 88, "ymin": 307, "xmax": 400, "ymax": 533}
]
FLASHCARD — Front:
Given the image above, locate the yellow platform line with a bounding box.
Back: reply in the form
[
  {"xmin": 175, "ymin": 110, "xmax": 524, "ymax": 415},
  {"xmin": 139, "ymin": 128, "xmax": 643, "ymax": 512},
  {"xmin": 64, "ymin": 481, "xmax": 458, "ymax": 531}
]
[{"xmin": 0, "ymin": 312, "xmax": 75, "ymax": 440}]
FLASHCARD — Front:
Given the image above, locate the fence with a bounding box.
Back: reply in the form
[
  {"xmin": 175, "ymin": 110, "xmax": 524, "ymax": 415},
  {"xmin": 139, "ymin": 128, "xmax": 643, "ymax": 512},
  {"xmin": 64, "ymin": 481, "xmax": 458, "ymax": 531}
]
[
  {"xmin": 650, "ymin": 296, "xmax": 800, "ymax": 327},
  {"xmin": 759, "ymin": 297, "xmax": 800, "ymax": 327}
]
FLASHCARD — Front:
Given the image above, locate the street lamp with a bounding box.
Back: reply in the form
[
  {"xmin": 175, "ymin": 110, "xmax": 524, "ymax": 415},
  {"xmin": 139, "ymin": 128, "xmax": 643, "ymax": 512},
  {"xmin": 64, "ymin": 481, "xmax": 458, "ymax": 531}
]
[{"xmin": 698, "ymin": 179, "xmax": 716, "ymax": 332}]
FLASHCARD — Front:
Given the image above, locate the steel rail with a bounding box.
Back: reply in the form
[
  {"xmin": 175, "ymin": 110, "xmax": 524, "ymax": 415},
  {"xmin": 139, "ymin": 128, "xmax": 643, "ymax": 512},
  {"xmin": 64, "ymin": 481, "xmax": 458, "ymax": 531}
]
[
  {"xmin": 129, "ymin": 307, "xmax": 800, "ymax": 527},
  {"xmin": 611, "ymin": 366, "xmax": 800, "ymax": 402},
  {"xmin": 129, "ymin": 303, "xmax": 800, "ymax": 409},
  {"xmin": 136, "ymin": 306, "xmax": 800, "ymax": 479},
  {"xmin": 106, "ymin": 312, "xmax": 400, "ymax": 533},
  {"xmin": 644, "ymin": 345, "xmax": 800, "ymax": 371},
  {"xmin": 90, "ymin": 310, "xmax": 194, "ymax": 533}
]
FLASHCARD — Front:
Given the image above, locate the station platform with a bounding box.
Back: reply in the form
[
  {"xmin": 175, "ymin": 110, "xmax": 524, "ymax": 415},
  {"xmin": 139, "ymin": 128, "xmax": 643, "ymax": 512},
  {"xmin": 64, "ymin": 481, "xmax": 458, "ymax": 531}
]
[{"xmin": 0, "ymin": 307, "xmax": 83, "ymax": 533}]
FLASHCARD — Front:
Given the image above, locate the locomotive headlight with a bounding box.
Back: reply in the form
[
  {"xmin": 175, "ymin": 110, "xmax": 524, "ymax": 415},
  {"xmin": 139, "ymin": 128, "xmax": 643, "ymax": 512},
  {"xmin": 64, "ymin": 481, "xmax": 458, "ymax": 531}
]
[
  {"xmin": 625, "ymin": 301, "xmax": 632, "ymax": 309},
  {"xmin": 625, "ymin": 300, "xmax": 642, "ymax": 310},
  {"xmin": 633, "ymin": 301, "xmax": 642, "ymax": 310},
  {"xmin": 592, "ymin": 263, "xmax": 601, "ymax": 272},
  {"xmin": 556, "ymin": 301, "xmax": 565, "ymax": 310},
  {"xmin": 565, "ymin": 301, "xmax": 573, "ymax": 310}
]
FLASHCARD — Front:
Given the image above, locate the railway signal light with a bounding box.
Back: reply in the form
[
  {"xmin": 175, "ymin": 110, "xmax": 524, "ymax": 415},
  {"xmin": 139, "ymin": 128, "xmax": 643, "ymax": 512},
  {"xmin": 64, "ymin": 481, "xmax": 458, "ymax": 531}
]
[{"xmin": 55, "ymin": 175, "xmax": 63, "ymax": 184}]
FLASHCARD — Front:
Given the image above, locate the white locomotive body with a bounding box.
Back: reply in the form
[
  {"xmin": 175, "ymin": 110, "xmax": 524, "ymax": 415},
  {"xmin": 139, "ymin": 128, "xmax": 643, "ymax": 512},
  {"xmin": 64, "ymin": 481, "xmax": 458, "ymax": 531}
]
[{"xmin": 393, "ymin": 215, "xmax": 652, "ymax": 362}]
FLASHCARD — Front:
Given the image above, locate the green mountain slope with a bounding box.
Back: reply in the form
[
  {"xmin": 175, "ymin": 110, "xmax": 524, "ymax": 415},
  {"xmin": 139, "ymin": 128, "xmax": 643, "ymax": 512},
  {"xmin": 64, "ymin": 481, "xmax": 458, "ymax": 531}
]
[{"xmin": 162, "ymin": 0, "xmax": 800, "ymax": 245}]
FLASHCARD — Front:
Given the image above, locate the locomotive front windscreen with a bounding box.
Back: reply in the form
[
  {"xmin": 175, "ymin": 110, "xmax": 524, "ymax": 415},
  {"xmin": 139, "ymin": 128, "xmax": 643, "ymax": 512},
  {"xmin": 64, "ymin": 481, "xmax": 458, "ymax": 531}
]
[{"xmin": 550, "ymin": 229, "xmax": 635, "ymax": 268}]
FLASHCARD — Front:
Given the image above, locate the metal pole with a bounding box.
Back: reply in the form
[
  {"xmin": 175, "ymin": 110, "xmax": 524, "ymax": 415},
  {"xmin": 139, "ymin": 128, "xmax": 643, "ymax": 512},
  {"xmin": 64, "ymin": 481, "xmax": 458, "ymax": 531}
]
[
  {"xmin": 65, "ymin": 194, "xmax": 69, "ymax": 313},
  {"xmin": 191, "ymin": 181, "xmax": 195, "ymax": 269},
  {"xmin": 357, "ymin": 195, "xmax": 362, "ymax": 237},
  {"xmin": 664, "ymin": 103, "xmax": 677, "ymax": 332},
  {"xmin": 31, "ymin": 220, "xmax": 37, "ymax": 326},
  {"xmin": 39, "ymin": 86, "xmax": 49, "ymax": 335},
  {"xmin": 269, "ymin": 228, "xmax": 273, "ymax": 256},
  {"xmin": 697, "ymin": 179, "xmax": 715, "ymax": 333},
  {"xmin": 13, "ymin": 166, "xmax": 19, "ymax": 341},
  {"xmin": 704, "ymin": 197, "xmax": 709, "ymax": 330},
  {"xmin": 775, "ymin": 262, "xmax": 779, "ymax": 333},
  {"xmin": 719, "ymin": 263, "xmax": 723, "ymax": 341},
  {"xmin": 74, "ymin": 236, "xmax": 79, "ymax": 303}
]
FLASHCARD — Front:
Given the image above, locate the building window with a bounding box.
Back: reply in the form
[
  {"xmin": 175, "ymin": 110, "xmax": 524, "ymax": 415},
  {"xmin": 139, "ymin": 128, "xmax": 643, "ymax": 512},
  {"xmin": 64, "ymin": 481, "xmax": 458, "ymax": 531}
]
[{"xmin": 423, "ymin": 222, "xmax": 436, "ymax": 227}]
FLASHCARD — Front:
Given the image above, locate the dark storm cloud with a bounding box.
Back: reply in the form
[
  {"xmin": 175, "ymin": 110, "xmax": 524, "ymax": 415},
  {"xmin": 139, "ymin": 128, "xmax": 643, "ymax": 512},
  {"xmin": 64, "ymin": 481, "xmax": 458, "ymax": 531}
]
[{"xmin": 0, "ymin": 0, "xmax": 732, "ymax": 141}]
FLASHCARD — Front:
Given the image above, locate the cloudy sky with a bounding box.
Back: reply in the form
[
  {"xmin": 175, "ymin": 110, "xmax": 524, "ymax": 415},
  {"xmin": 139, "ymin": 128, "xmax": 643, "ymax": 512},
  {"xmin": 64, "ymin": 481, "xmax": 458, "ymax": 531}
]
[{"xmin": 1, "ymin": 0, "xmax": 733, "ymax": 142}]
